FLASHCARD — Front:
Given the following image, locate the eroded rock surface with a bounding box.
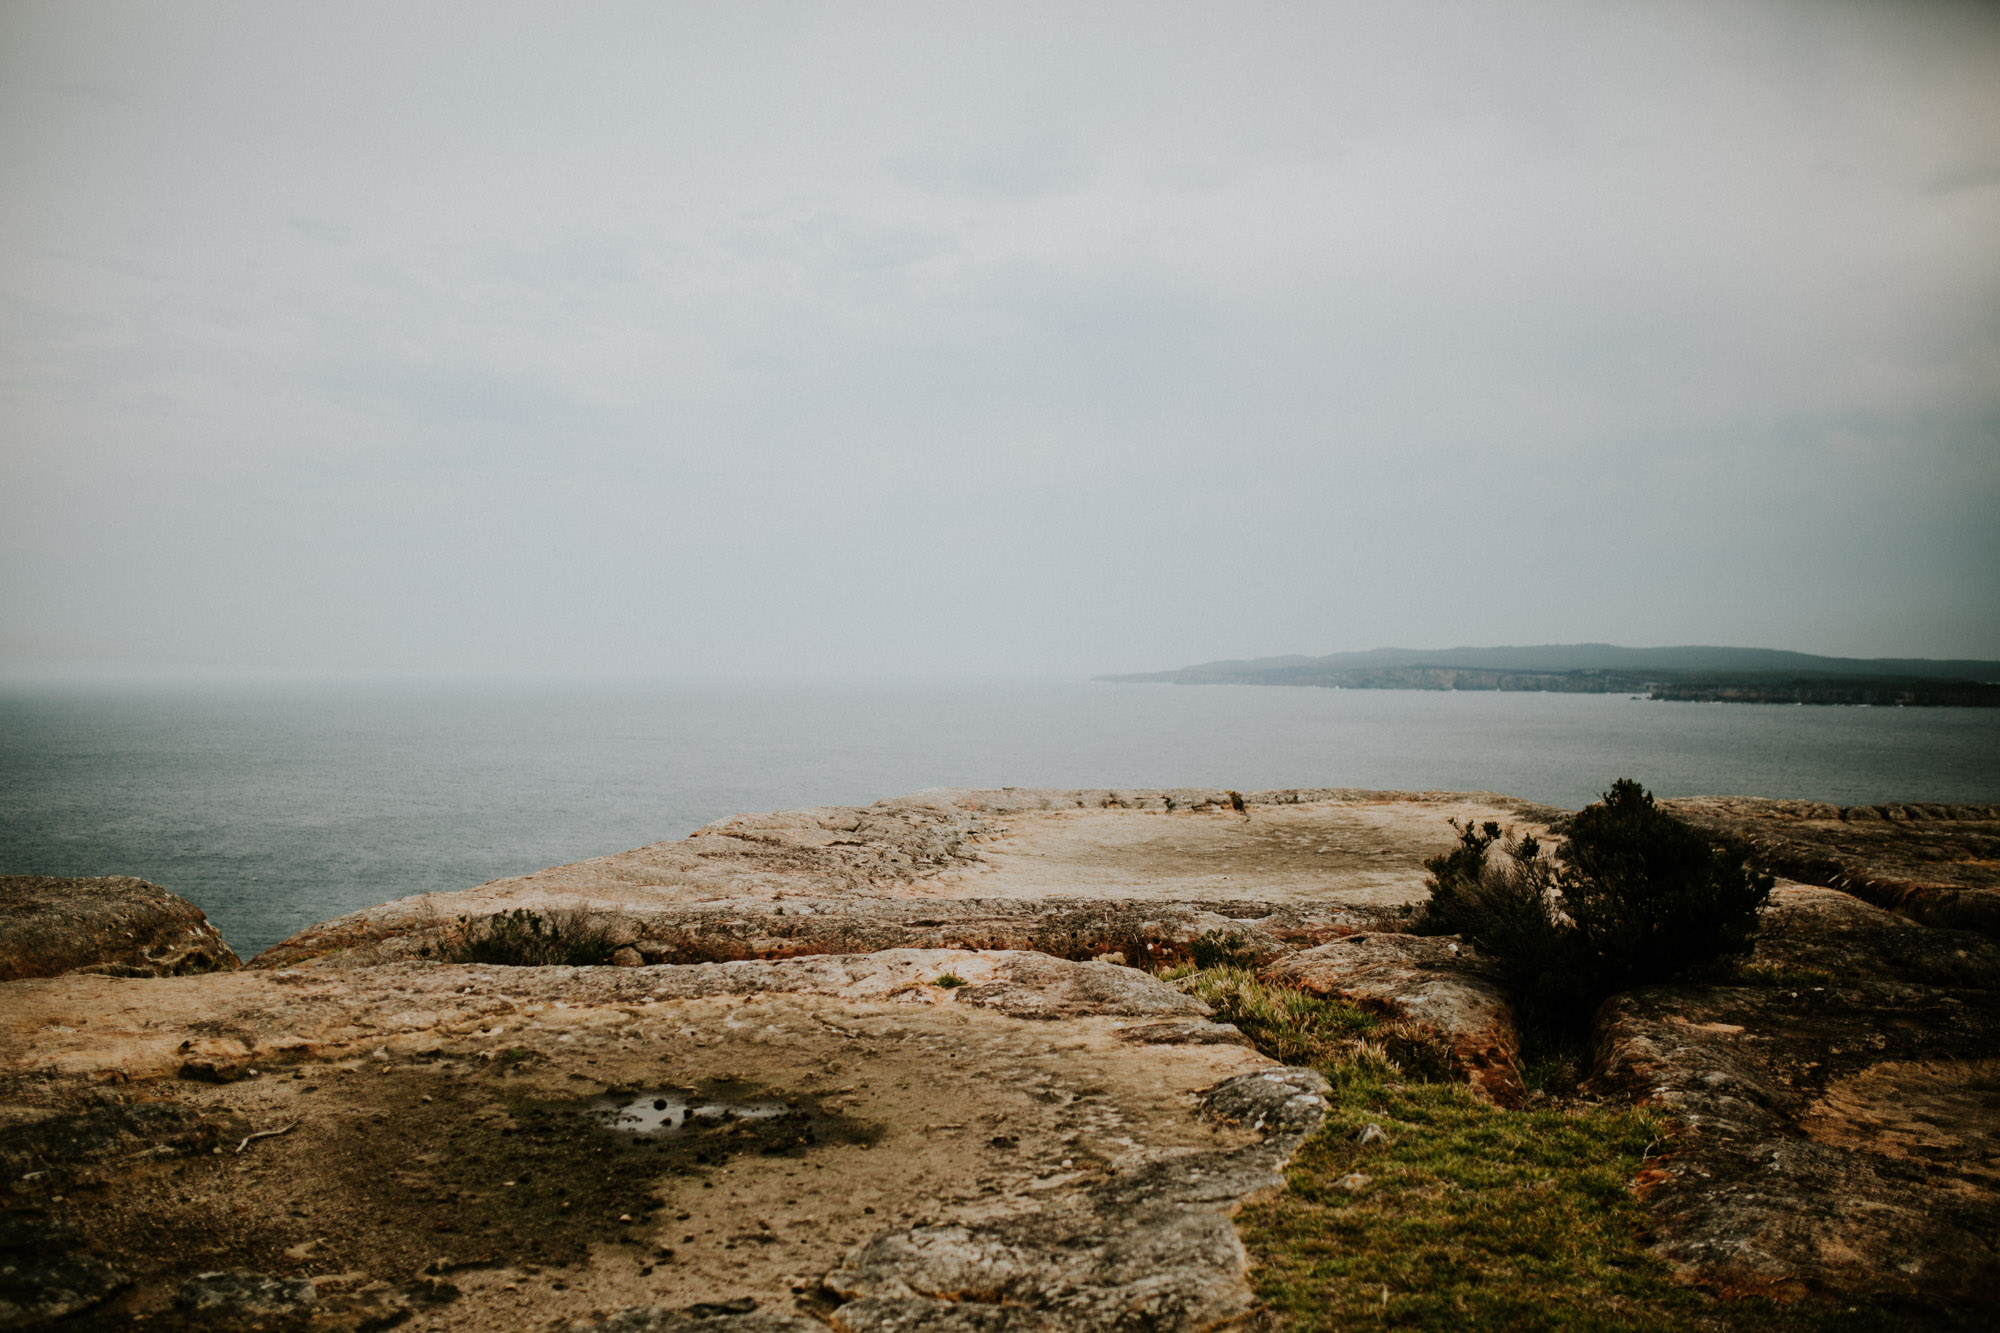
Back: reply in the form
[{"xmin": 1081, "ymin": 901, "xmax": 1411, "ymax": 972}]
[
  {"xmin": 0, "ymin": 877, "xmax": 240, "ymax": 982},
  {"xmin": 1666, "ymin": 797, "xmax": 2000, "ymax": 934},
  {"xmin": 819, "ymin": 1068, "xmax": 1329, "ymax": 1333},
  {"xmin": 1591, "ymin": 884, "xmax": 2000, "ymax": 1314}
]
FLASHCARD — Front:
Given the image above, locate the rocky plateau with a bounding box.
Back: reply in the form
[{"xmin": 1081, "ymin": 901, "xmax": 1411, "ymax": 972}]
[{"xmin": 2, "ymin": 787, "xmax": 1995, "ymax": 1329}]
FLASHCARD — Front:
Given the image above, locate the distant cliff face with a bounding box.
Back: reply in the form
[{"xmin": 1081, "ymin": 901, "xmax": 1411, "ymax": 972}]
[
  {"xmin": 0, "ymin": 876, "xmax": 241, "ymax": 981},
  {"xmin": 1101, "ymin": 645, "xmax": 2000, "ymax": 705}
]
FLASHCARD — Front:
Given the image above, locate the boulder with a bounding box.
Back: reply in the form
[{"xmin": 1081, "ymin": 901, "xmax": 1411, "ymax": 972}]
[
  {"xmin": 1263, "ymin": 933, "xmax": 1524, "ymax": 1104},
  {"xmin": 0, "ymin": 876, "xmax": 239, "ymax": 982}
]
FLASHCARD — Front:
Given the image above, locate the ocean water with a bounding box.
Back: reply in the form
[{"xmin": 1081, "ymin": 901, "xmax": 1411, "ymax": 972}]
[{"xmin": 3, "ymin": 679, "xmax": 1997, "ymax": 960}]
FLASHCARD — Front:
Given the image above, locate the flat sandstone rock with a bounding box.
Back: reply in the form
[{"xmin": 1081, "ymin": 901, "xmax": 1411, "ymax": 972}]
[{"xmin": 254, "ymin": 788, "xmax": 1555, "ymax": 968}]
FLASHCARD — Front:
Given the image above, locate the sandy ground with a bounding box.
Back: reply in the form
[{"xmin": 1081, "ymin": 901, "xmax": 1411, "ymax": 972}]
[{"xmin": 928, "ymin": 798, "xmax": 1543, "ymax": 905}]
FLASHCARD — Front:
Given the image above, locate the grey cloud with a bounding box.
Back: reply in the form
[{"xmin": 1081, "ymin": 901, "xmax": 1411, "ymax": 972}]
[
  {"xmin": 1925, "ymin": 164, "xmax": 2000, "ymax": 195},
  {"xmin": 1, "ymin": 0, "xmax": 1996, "ymax": 680},
  {"xmin": 286, "ymin": 216, "xmax": 353, "ymax": 245}
]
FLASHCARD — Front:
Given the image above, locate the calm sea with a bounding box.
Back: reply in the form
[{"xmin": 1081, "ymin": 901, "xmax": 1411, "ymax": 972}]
[{"xmin": 4, "ymin": 679, "xmax": 1997, "ymax": 960}]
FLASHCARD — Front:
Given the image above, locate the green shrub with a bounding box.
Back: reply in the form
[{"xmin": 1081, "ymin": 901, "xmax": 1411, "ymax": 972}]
[
  {"xmin": 1190, "ymin": 930, "xmax": 1255, "ymax": 970},
  {"xmin": 1416, "ymin": 779, "xmax": 1771, "ymax": 1029},
  {"xmin": 438, "ymin": 907, "xmax": 619, "ymax": 967},
  {"xmin": 1557, "ymin": 778, "xmax": 1772, "ymax": 994}
]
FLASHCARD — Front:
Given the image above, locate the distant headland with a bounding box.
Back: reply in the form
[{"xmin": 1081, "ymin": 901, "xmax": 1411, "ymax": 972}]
[{"xmin": 1100, "ymin": 643, "xmax": 2000, "ymax": 706}]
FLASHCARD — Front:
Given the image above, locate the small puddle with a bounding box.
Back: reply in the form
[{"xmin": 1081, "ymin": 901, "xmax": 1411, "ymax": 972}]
[{"xmin": 588, "ymin": 1090, "xmax": 795, "ymax": 1136}]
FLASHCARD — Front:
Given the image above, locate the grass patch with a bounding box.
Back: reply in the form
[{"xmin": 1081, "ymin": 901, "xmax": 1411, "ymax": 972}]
[
  {"xmin": 1243, "ymin": 1076, "xmax": 1700, "ymax": 1330},
  {"xmin": 932, "ymin": 973, "xmax": 966, "ymax": 989},
  {"xmin": 1171, "ymin": 962, "xmax": 1945, "ymax": 1331}
]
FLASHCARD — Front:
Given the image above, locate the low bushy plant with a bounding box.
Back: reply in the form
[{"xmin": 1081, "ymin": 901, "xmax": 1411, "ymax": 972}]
[
  {"xmin": 1557, "ymin": 778, "xmax": 1772, "ymax": 994},
  {"xmin": 1190, "ymin": 929, "xmax": 1256, "ymax": 970},
  {"xmin": 437, "ymin": 907, "xmax": 618, "ymax": 967},
  {"xmin": 1416, "ymin": 779, "xmax": 1772, "ymax": 1029}
]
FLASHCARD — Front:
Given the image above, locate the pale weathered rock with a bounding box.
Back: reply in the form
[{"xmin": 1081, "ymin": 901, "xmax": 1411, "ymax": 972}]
[
  {"xmin": 1114, "ymin": 1020, "xmax": 1249, "ymax": 1047},
  {"xmin": 14, "ymin": 787, "xmax": 1997, "ymax": 1327},
  {"xmin": 0, "ymin": 950, "xmax": 1278, "ymax": 1329},
  {"xmin": 0, "ymin": 876, "xmax": 239, "ymax": 982},
  {"xmin": 1263, "ymin": 933, "xmax": 1524, "ymax": 1104}
]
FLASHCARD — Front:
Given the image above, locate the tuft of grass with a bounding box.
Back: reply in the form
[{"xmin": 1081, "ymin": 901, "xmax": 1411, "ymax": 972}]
[
  {"xmin": 1174, "ymin": 966, "xmax": 1381, "ymax": 1068},
  {"xmin": 932, "ymin": 973, "xmax": 966, "ymax": 989},
  {"xmin": 437, "ymin": 908, "xmax": 618, "ymax": 967}
]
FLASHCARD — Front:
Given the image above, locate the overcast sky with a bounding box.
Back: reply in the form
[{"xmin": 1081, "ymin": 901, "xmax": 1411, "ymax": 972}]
[{"xmin": 2, "ymin": 1, "xmax": 1996, "ymax": 681}]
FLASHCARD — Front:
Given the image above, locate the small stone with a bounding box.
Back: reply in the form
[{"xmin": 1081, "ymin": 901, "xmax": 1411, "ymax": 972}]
[
  {"xmin": 686, "ymin": 1297, "xmax": 757, "ymax": 1317},
  {"xmin": 610, "ymin": 946, "xmax": 643, "ymax": 968},
  {"xmin": 1356, "ymin": 1123, "xmax": 1389, "ymax": 1146},
  {"xmin": 1337, "ymin": 1172, "xmax": 1371, "ymax": 1191},
  {"xmin": 176, "ymin": 1270, "xmax": 317, "ymax": 1318}
]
